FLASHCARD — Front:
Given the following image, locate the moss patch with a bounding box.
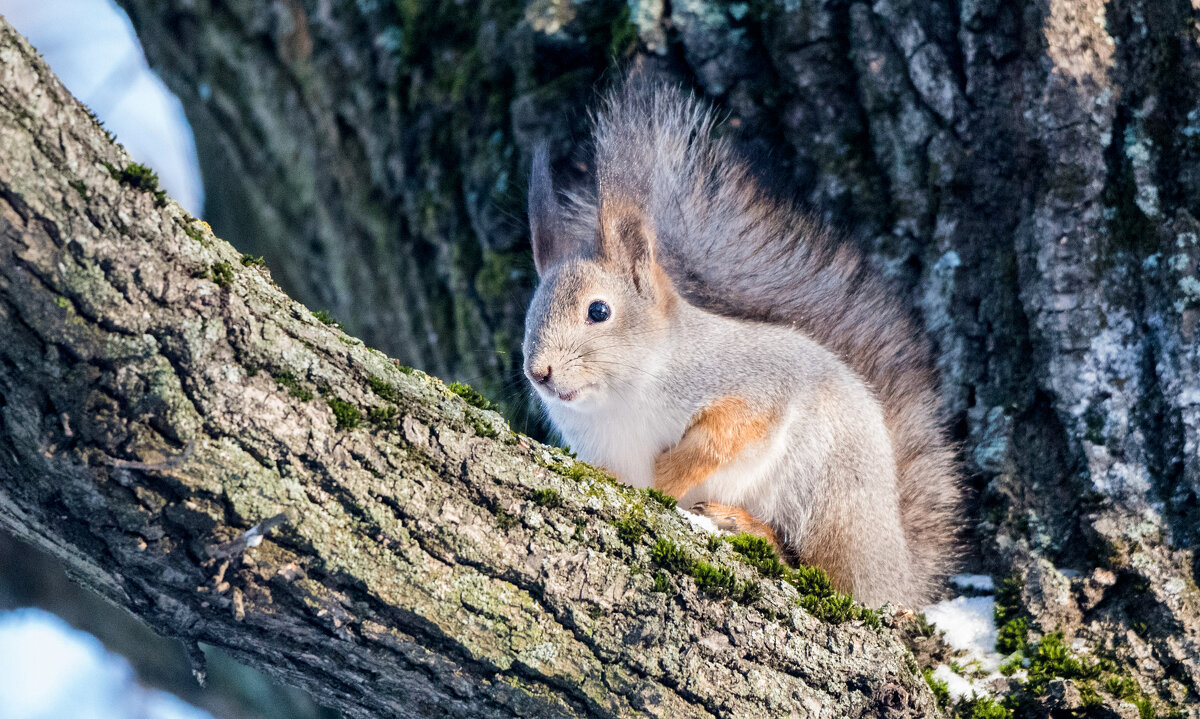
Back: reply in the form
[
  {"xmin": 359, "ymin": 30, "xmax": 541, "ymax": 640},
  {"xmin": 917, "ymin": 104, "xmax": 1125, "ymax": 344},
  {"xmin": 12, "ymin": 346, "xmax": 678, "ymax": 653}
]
[
  {"xmin": 273, "ymin": 371, "xmax": 313, "ymax": 402},
  {"xmin": 996, "ymin": 616, "xmax": 1029, "ymax": 654},
  {"xmin": 644, "ymin": 488, "xmax": 676, "ymax": 510},
  {"xmin": 312, "ymin": 309, "xmax": 340, "ymax": 327},
  {"xmin": 240, "ymin": 253, "xmax": 266, "ymax": 267},
  {"xmin": 923, "ymin": 667, "xmax": 951, "ymax": 710},
  {"xmin": 106, "ymin": 161, "xmax": 166, "ymax": 206},
  {"xmin": 367, "ymin": 405, "xmax": 398, "ymax": 427},
  {"xmin": 613, "ymin": 515, "xmax": 646, "ymax": 545},
  {"xmin": 210, "ymin": 261, "xmax": 234, "ymax": 288},
  {"xmin": 447, "ymin": 381, "xmax": 495, "ymax": 411},
  {"xmin": 531, "ymin": 488, "xmax": 562, "ymax": 508},
  {"xmin": 325, "ymin": 396, "xmax": 362, "ymax": 430},
  {"xmin": 650, "ymin": 538, "xmax": 762, "ymax": 604},
  {"xmin": 495, "ymin": 508, "xmax": 517, "ymax": 531},
  {"xmin": 724, "ymin": 532, "xmax": 878, "ymax": 625},
  {"xmin": 368, "ymin": 376, "xmax": 401, "ymax": 402}
]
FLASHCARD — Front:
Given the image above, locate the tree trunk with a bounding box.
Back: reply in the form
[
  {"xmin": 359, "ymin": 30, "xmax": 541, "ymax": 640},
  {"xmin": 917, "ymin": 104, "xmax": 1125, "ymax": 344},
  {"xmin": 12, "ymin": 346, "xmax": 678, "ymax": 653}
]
[
  {"xmin": 109, "ymin": 0, "xmax": 1200, "ymax": 711},
  {"xmin": 0, "ymin": 17, "xmax": 937, "ymax": 719}
]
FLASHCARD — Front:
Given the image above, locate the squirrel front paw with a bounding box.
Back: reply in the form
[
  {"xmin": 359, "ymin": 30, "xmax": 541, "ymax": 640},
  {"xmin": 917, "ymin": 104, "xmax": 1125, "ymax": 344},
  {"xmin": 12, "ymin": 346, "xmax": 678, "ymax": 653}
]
[{"xmin": 690, "ymin": 501, "xmax": 786, "ymax": 557}]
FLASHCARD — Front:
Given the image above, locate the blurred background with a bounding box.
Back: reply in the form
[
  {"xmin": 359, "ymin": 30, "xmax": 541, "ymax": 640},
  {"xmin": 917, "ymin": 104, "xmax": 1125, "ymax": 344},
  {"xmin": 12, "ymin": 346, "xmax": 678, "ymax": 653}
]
[{"xmin": 0, "ymin": 2, "xmax": 334, "ymax": 717}]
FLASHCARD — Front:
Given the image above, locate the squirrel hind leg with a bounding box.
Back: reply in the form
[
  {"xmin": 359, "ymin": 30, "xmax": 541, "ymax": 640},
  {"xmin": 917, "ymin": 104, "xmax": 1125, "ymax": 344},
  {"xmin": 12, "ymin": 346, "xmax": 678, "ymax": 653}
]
[{"xmin": 690, "ymin": 501, "xmax": 791, "ymax": 560}]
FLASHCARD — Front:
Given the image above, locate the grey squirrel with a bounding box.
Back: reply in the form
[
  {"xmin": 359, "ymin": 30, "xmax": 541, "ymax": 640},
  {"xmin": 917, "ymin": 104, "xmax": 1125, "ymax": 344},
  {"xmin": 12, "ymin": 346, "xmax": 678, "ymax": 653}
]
[{"xmin": 522, "ymin": 77, "xmax": 960, "ymax": 607}]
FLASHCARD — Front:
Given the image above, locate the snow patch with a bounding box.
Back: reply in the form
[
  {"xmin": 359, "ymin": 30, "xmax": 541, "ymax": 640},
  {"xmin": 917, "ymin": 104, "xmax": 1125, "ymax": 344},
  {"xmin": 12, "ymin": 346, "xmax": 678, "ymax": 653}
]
[
  {"xmin": 676, "ymin": 507, "xmax": 719, "ymax": 534},
  {"xmin": 0, "ymin": 608, "xmax": 213, "ymax": 719},
  {"xmin": 932, "ymin": 663, "xmax": 985, "ymax": 701},
  {"xmin": 923, "ymin": 595, "xmax": 1007, "ymax": 674}
]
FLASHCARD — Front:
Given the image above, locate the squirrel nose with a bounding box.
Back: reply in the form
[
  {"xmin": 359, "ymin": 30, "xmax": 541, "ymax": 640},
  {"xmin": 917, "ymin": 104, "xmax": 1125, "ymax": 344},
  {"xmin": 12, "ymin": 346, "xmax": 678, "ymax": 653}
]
[{"xmin": 529, "ymin": 365, "xmax": 552, "ymax": 384}]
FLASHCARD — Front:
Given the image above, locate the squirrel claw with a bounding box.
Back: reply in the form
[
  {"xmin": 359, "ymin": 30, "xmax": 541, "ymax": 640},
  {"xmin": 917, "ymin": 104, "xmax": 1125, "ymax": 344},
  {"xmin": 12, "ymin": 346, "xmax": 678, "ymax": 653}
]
[{"xmin": 690, "ymin": 501, "xmax": 787, "ymax": 558}]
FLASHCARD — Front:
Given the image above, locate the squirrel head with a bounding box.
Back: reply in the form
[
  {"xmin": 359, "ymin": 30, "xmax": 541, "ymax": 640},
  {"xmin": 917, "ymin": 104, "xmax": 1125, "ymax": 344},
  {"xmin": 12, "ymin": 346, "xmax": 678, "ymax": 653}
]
[{"xmin": 522, "ymin": 145, "xmax": 678, "ymax": 410}]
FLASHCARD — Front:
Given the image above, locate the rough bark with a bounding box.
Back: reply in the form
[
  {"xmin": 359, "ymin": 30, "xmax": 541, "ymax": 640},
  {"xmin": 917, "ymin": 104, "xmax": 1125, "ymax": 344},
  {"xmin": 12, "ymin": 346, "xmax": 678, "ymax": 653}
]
[
  {"xmin": 108, "ymin": 0, "xmax": 1200, "ymax": 711},
  {"xmin": 0, "ymin": 18, "xmax": 938, "ymax": 719}
]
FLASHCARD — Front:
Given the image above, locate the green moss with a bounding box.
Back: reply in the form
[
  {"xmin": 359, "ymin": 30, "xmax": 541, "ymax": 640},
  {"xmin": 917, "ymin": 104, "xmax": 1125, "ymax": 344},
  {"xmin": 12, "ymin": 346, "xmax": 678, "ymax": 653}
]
[
  {"xmin": 649, "ymin": 538, "xmax": 764, "ymax": 604},
  {"xmin": 182, "ymin": 220, "xmax": 207, "ymax": 247},
  {"xmin": 923, "ymin": 667, "xmax": 951, "ymax": 710},
  {"xmin": 367, "ymin": 405, "xmax": 398, "ymax": 426},
  {"xmin": 312, "ymin": 309, "xmax": 339, "ymax": 326},
  {"xmin": 107, "ymin": 162, "xmax": 166, "ymax": 206},
  {"xmin": 913, "ymin": 612, "xmax": 937, "ymax": 638},
  {"xmin": 652, "ymin": 571, "xmax": 672, "ymax": 593},
  {"xmin": 531, "ymin": 488, "xmax": 562, "ymax": 508},
  {"xmin": 469, "ymin": 414, "xmax": 499, "ymax": 438},
  {"xmin": 1078, "ymin": 681, "xmax": 1103, "ymax": 708},
  {"xmin": 613, "ymin": 515, "xmax": 646, "ymax": 545},
  {"xmin": 495, "ymin": 508, "xmax": 517, "ymax": 531},
  {"xmin": 736, "ymin": 580, "xmax": 763, "ymax": 604},
  {"xmin": 1132, "ymin": 696, "xmax": 1156, "ymax": 719},
  {"xmin": 53, "ymin": 296, "xmax": 70, "ymax": 310},
  {"xmin": 273, "ymin": 371, "xmax": 313, "ymax": 401},
  {"xmin": 996, "ymin": 617, "xmax": 1029, "ymax": 654},
  {"xmin": 723, "ymin": 531, "xmax": 877, "ymax": 625},
  {"xmin": 644, "ymin": 488, "xmax": 676, "ymax": 511},
  {"xmin": 572, "ymin": 519, "xmax": 585, "ymax": 542},
  {"xmin": 368, "ymin": 376, "xmax": 401, "ymax": 402},
  {"xmin": 993, "ymin": 574, "xmax": 1024, "ymax": 626},
  {"xmin": 210, "ymin": 261, "xmax": 234, "ymax": 287},
  {"xmin": 555, "ymin": 459, "xmax": 619, "ymax": 486},
  {"xmin": 689, "ymin": 560, "xmax": 737, "ymax": 596},
  {"xmin": 325, "ymin": 396, "xmax": 362, "ymax": 430},
  {"xmin": 1024, "ymin": 633, "xmax": 1101, "ymax": 696},
  {"xmin": 69, "ymin": 179, "xmax": 87, "ymax": 200},
  {"xmin": 608, "ymin": 3, "xmax": 638, "ymax": 57},
  {"xmin": 447, "ymin": 381, "xmax": 495, "ymax": 411},
  {"xmin": 706, "ymin": 535, "xmax": 723, "ymax": 553},
  {"xmin": 240, "ymin": 253, "xmax": 266, "ymax": 267},
  {"xmin": 650, "ymin": 539, "xmax": 693, "ymax": 573},
  {"xmin": 725, "ymin": 532, "xmax": 788, "ymax": 578},
  {"xmin": 955, "ymin": 694, "xmax": 1009, "ymax": 719},
  {"xmin": 998, "ymin": 655, "xmax": 1022, "ymax": 676},
  {"xmin": 1105, "ymin": 676, "xmax": 1140, "ymax": 701}
]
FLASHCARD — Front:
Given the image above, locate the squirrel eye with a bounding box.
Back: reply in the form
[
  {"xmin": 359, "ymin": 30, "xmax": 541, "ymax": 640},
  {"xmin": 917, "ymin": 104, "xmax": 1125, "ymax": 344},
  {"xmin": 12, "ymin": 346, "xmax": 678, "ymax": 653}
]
[{"xmin": 587, "ymin": 300, "xmax": 611, "ymax": 323}]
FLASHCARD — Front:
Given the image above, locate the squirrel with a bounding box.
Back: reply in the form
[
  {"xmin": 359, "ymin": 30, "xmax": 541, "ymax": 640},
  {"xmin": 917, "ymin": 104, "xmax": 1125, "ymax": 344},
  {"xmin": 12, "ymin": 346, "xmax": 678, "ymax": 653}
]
[{"xmin": 521, "ymin": 76, "xmax": 960, "ymax": 607}]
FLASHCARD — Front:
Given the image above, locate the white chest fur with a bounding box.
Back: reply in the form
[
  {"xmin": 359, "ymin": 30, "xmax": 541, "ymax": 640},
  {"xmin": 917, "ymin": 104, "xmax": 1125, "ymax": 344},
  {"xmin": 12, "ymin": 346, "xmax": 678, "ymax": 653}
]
[{"xmin": 546, "ymin": 392, "xmax": 689, "ymax": 489}]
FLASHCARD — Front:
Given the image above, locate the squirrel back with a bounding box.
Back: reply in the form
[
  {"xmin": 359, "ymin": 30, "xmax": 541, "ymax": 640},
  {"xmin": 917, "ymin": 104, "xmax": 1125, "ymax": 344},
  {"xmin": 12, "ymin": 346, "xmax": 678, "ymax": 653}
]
[{"xmin": 568, "ymin": 78, "xmax": 961, "ymax": 602}]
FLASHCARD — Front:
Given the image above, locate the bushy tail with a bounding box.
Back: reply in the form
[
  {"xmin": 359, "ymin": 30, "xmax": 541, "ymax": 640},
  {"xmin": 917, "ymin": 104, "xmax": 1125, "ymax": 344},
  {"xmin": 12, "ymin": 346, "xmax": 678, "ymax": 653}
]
[{"xmin": 591, "ymin": 78, "xmax": 961, "ymax": 603}]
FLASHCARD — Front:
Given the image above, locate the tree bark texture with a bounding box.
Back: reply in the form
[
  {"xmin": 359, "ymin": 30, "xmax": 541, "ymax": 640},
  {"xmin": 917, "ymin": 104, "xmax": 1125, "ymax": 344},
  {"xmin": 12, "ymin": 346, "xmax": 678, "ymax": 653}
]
[
  {"xmin": 108, "ymin": 0, "xmax": 1200, "ymax": 708},
  {"xmin": 0, "ymin": 18, "xmax": 938, "ymax": 719}
]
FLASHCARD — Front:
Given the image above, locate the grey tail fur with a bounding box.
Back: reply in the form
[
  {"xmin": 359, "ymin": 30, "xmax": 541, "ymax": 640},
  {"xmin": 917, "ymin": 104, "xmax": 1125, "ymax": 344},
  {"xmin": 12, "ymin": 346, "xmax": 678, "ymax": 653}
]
[{"xmin": 589, "ymin": 77, "xmax": 961, "ymax": 602}]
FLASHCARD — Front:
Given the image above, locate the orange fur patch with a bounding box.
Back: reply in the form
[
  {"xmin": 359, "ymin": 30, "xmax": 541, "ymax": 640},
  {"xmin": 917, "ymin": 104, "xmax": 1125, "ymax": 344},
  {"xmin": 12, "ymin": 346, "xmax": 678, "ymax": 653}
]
[{"xmin": 653, "ymin": 396, "xmax": 775, "ymax": 499}]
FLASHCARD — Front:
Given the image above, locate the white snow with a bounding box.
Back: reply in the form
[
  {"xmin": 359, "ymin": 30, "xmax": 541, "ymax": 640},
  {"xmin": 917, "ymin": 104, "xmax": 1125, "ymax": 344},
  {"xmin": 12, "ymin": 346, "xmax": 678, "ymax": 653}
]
[
  {"xmin": 0, "ymin": 608, "xmax": 214, "ymax": 719},
  {"xmin": 924, "ymin": 595, "xmax": 998, "ymax": 655},
  {"xmin": 0, "ymin": 0, "xmax": 204, "ymax": 215},
  {"xmin": 676, "ymin": 506, "xmax": 720, "ymax": 534},
  {"xmin": 950, "ymin": 574, "xmax": 995, "ymax": 592},
  {"xmin": 923, "ymin": 594, "xmax": 1007, "ymax": 675},
  {"xmin": 932, "ymin": 663, "xmax": 985, "ymax": 701}
]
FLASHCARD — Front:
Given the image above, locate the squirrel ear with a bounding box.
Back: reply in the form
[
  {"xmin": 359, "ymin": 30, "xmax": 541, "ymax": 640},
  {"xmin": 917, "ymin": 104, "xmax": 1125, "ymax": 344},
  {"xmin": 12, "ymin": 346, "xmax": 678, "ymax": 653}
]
[
  {"xmin": 529, "ymin": 144, "xmax": 564, "ymax": 275},
  {"xmin": 597, "ymin": 190, "xmax": 659, "ymax": 294}
]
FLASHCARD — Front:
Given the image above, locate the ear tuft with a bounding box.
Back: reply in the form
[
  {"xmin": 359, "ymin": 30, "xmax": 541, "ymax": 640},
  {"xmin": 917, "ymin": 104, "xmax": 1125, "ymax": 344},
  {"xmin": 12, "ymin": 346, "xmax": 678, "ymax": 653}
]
[{"xmin": 528, "ymin": 143, "xmax": 561, "ymax": 274}]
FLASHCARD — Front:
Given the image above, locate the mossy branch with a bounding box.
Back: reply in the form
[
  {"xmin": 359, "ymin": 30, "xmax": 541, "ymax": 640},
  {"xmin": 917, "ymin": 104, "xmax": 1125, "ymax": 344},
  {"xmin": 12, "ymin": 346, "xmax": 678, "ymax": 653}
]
[{"xmin": 0, "ymin": 17, "xmax": 938, "ymax": 719}]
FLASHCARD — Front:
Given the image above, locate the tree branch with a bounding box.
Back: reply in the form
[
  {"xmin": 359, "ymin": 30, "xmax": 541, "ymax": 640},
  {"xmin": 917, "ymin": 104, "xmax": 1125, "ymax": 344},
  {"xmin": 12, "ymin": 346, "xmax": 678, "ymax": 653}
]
[{"xmin": 0, "ymin": 18, "xmax": 935, "ymax": 719}]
